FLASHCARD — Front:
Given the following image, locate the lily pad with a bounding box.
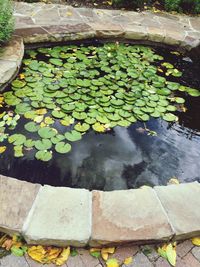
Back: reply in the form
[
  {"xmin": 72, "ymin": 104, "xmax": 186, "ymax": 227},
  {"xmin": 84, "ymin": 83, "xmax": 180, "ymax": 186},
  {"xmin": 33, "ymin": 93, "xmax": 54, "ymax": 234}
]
[
  {"xmin": 55, "ymin": 142, "xmax": 71, "ymax": 154},
  {"xmin": 38, "ymin": 127, "xmax": 57, "ymax": 139},
  {"xmin": 65, "ymin": 130, "xmax": 82, "ymax": 142},
  {"xmin": 35, "ymin": 139, "xmax": 52, "ymax": 150},
  {"xmin": 24, "ymin": 122, "xmax": 39, "ymax": 133},
  {"xmin": 35, "ymin": 150, "xmax": 52, "ymax": 162}
]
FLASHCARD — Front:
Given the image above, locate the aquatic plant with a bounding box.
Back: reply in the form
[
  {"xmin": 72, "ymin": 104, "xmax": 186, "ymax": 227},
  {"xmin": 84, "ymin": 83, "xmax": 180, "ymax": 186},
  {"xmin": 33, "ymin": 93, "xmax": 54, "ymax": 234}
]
[{"xmin": 0, "ymin": 43, "xmax": 199, "ymax": 161}]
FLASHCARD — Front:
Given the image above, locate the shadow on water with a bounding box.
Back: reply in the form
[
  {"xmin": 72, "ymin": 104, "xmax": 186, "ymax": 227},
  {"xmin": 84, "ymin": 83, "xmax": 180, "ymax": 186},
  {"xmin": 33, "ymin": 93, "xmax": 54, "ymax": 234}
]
[{"xmin": 0, "ymin": 45, "xmax": 200, "ymax": 191}]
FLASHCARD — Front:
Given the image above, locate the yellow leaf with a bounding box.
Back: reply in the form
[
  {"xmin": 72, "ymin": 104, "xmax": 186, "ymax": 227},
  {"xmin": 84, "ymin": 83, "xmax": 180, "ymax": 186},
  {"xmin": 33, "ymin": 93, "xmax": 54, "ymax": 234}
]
[
  {"xmin": 40, "ymin": 122, "xmax": 46, "ymax": 128},
  {"xmin": 47, "ymin": 247, "xmax": 62, "ymax": 261},
  {"xmin": 0, "ymin": 146, "xmax": 6, "ymax": 154},
  {"xmin": 34, "ymin": 115, "xmax": 44, "ymax": 123},
  {"xmin": 19, "ymin": 74, "xmax": 25, "ymax": 79},
  {"xmin": 101, "ymin": 247, "xmax": 115, "ymax": 261},
  {"xmin": 166, "ymin": 244, "xmax": 176, "ymax": 266},
  {"xmin": 192, "ymin": 237, "xmax": 200, "ymax": 246},
  {"xmin": 124, "ymin": 257, "xmax": 133, "ymax": 265},
  {"xmin": 36, "ymin": 108, "xmax": 47, "ymax": 115},
  {"xmin": 28, "ymin": 246, "xmax": 46, "ymax": 263},
  {"xmin": 90, "ymin": 248, "xmax": 101, "ymax": 253},
  {"xmin": 168, "ymin": 178, "xmax": 180, "ymax": 185},
  {"xmin": 66, "ymin": 11, "xmax": 72, "ymax": 16},
  {"xmin": 106, "ymin": 258, "xmax": 119, "ymax": 267},
  {"xmin": 55, "ymin": 247, "xmax": 70, "ymax": 266}
]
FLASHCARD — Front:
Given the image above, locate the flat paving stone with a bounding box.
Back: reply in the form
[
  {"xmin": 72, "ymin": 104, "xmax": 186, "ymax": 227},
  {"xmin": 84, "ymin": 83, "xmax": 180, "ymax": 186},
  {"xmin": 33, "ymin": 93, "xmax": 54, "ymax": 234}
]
[
  {"xmin": 23, "ymin": 185, "xmax": 92, "ymax": 247},
  {"xmin": 0, "ymin": 175, "xmax": 40, "ymax": 235},
  {"xmin": 0, "ymin": 37, "xmax": 24, "ymax": 87},
  {"xmin": 91, "ymin": 187, "xmax": 174, "ymax": 246},
  {"xmin": 112, "ymin": 245, "xmax": 139, "ymax": 265},
  {"xmin": 155, "ymin": 182, "xmax": 200, "ymax": 239}
]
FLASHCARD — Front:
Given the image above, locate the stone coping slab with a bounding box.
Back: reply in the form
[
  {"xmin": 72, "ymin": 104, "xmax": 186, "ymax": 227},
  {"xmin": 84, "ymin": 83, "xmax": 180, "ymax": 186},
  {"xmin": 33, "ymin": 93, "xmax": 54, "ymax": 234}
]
[
  {"xmin": 0, "ymin": 175, "xmax": 200, "ymax": 247},
  {"xmin": 0, "ymin": 37, "xmax": 24, "ymax": 90},
  {"xmin": 13, "ymin": 2, "xmax": 200, "ymax": 50}
]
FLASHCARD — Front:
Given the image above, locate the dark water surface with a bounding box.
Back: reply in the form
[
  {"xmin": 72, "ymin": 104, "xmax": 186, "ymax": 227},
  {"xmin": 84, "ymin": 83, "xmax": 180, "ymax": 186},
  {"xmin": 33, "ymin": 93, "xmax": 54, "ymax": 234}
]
[{"xmin": 0, "ymin": 45, "xmax": 200, "ymax": 191}]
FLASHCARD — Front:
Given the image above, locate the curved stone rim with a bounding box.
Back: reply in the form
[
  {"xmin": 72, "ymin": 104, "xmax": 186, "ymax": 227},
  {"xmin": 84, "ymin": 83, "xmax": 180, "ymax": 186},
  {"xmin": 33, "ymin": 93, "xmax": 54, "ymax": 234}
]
[{"xmin": 0, "ymin": 3, "xmax": 200, "ymax": 247}]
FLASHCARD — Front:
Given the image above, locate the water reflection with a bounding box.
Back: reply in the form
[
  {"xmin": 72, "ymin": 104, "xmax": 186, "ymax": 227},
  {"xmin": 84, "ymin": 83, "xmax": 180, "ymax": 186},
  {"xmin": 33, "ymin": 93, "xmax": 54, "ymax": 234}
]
[{"xmin": 1, "ymin": 116, "xmax": 200, "ymax": 191}]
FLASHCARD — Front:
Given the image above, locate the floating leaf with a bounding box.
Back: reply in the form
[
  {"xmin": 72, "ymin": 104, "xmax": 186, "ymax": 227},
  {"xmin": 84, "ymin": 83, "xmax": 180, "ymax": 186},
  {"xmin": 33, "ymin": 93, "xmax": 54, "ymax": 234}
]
[
  {"xmin": 38, "ymin": 127, "xmax": 57, "ymax": 139},
  {"xmin": 74, "ymin": 123, "xmax": 90, "ymax": 132},
  {"xmin": 35, "ymin": 150, "xmax": 52, "ymax": 162},
  {"xmin": 8, "ymin": 134, "xmax": 26, "ymax": 146},
  {"xmin": 65, "ymin": 130, "xmax": 82, "ymax": 142},
  {"xmin": 55, "ymin": 142, "xmax": 71, "ymax": 154},
  {"xmin": 24, "ymin": 122, "xmax": 39, "ymax": 133},
  {"xmin": 35, "ymin": 139, "xmax": 52, "ymax": 150},
  {"xmin": 0, "ymin": 146, "xmax": 6, "ymax": 154},
  {"xmin": 92, "ymin": 122, "xmax": 106, "ymax": 132}
]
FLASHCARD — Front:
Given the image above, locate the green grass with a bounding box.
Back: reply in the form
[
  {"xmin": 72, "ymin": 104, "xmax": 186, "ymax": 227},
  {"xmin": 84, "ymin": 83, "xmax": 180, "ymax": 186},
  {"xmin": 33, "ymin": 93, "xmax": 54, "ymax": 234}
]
[{"xmin": 0, "ymin": 0, "xmax": 14, "ymax": 44}]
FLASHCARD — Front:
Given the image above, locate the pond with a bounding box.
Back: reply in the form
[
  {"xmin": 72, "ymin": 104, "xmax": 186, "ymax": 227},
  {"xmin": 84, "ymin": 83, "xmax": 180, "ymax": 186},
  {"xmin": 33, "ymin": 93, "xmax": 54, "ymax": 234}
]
[{"xmin": 0, "ymin": 42, "xmax": 200, "ymax": 191}]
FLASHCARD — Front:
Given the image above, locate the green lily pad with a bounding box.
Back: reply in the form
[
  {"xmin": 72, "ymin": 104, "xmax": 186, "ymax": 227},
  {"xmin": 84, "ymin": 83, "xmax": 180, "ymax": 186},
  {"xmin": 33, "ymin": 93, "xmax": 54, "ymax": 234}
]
[
  {"xmin": 162, "ymin": 113, "xmax": 178, "ymax": 122},
  {"xmin": 24, "ymin": 122, "xmax": 39, "ymax": 133},
  {"xmin": 65, "ymin": 130, "xmax": 82, "ymax": 142},
  {"xmin": 74, "ymin": 123, "xmax": 90, "ymax": 132},
  {"xmin": 8, "ymin": 134, "xmax": 26, "ymax": 146},
  {"xmin": 55, "ymin": 142, "xmax": 71, "ymax": 154},
  {"xmin": 35, "ymin": 150, "xmax": 52, "ymax": 162},
  {"xmin": 38, "ymin": 127, "xmax": 57, "ymax": 139},
  {"xmin": 52, "ymin": 110, "xmax": 66, "ymax": 119},
  {"xmin": 35, "ymin": 139, "xmax": 52, "ymax": 150}
]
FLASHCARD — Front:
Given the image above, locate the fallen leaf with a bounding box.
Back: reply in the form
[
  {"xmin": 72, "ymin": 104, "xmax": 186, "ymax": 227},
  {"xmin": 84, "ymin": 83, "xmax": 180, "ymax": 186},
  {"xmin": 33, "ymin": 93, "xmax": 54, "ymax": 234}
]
[
  {"xmin": 101, "ymin": 247, "xmax": 115, "ymax": 261},
  {"xmin": 192, "ymin": 237, "xmax": 200, "ymax": 246},
  {"xmin": 2, "ymin": 239, "xmax": 13, "ymax": 250},
  {"xmin": 124, "ymin": 256, "xmax": 133, "ymax": 265},
  {"xmin": 66, "ymin": 11, "xmax": 72, "ymax": 16},
  {"xmin": 55, "ymin": 247, "xmax": 70, "ymax": 266},
  {"xmin": 106, "ymin": 258, "xmax": 119, "ymax": 267},
  {"xmin": 19, "ymin": 74, "xmax": 25, "ymax": 79},
  {"xmin": 168, "ymin": 177, "xmax": 180, "ymax": 185},
  {"xmin": 28, "ymin": 246, "xmax": 46, "ymax": 263},
  {"xmin": 0, "ymin": 146, "xmax": 6, "ymax": 154},
  {"xmin": 166, "ymin": 243, "xmax": 176, "ymax": 266}
]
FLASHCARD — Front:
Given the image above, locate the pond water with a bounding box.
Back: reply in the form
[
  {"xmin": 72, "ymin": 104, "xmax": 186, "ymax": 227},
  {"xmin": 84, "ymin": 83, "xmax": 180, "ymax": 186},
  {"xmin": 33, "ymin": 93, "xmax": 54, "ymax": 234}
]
[{"xmin": 0, "ymin": 42, "xmax": 200, "ymax": 191}]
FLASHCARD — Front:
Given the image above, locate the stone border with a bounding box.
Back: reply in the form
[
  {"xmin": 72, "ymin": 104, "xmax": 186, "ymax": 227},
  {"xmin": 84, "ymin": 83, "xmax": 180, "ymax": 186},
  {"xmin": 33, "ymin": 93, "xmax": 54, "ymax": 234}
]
[
  {"xmin": 0, "ymin": 175, "xmax": 200, "ymax": 247},
  {"xmin": 0, "ymin": 2, "xmax": 200, "ymax": 247},
  {"xmin": 0, "ymin": 37, "xmax": 24, "ymax": 91}
]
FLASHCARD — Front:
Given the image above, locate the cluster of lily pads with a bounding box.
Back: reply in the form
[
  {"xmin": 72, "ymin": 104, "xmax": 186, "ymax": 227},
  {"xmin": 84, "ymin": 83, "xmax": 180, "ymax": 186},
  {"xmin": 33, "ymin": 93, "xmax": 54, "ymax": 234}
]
[{"xmin": 0, "ymin": 43, "xmax": 199, "ymax": 161}]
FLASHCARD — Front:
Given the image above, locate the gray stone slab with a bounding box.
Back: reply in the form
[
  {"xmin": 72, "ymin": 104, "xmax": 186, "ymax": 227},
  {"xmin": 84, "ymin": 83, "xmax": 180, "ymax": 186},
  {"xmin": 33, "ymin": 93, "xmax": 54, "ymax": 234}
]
[
  {"xmin": 23, "ymin": 185, "xmax": 92, "ymax": 247},
  {"xmin": 155, "ymin": 182, "xmax": 200, "ymax": 239},
  {"xmin": 0, "ymin": 175, "xmax": 40, "ymax": 235},
  {"xmin": 0, "ymin": 37, "xmax": 24, "ymax": 88},
  {"xmin": 91, "ymin": 187, "xmax": 174, "ymax": 246}
]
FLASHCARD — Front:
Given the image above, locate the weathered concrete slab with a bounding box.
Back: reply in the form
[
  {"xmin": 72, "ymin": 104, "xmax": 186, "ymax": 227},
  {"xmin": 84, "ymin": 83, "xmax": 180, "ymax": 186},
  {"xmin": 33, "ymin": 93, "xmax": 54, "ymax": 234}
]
[
  {"xmin": 0, "ymin": 36, "xmax": 24, "ymax": 89},
  {"xmin": 155, "ymin": 182, "xmax": 200, "ymax": 239},
  {"xmin": 23, "ymin": 185, "xmax": 92, "ymax": 247},
  {"xmin": 91, "ymin": 187, "xmax": 174, "ymax": 246},
  {"xmin": 0, "ymin": 175, "xmax": 40, "ymax": 235}
]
